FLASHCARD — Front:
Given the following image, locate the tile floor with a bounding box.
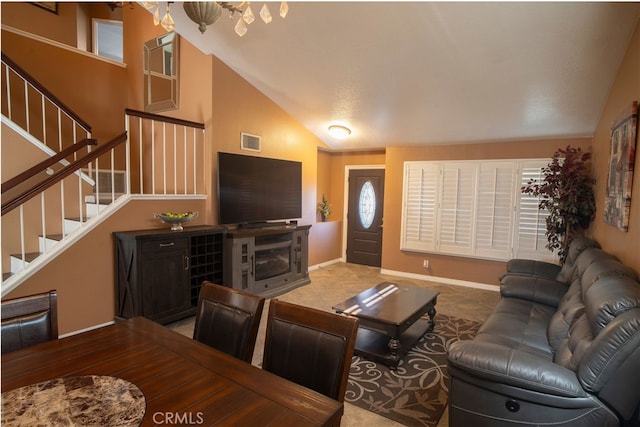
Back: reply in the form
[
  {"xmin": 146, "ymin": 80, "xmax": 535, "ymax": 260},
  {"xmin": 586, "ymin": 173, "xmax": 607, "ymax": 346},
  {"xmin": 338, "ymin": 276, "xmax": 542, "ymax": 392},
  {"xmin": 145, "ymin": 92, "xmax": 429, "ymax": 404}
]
[{"xmin": 169, "ymin": 262, "xmax": 501, "ymax": 427}]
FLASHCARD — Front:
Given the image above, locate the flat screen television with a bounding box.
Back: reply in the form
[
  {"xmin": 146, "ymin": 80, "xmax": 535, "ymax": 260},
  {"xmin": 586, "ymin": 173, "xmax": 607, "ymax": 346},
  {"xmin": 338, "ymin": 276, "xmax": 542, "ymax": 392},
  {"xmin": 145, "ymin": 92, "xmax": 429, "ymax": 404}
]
[{"xmin": 217, "ymin": 152, "xmax": 302, "ymax": 226}]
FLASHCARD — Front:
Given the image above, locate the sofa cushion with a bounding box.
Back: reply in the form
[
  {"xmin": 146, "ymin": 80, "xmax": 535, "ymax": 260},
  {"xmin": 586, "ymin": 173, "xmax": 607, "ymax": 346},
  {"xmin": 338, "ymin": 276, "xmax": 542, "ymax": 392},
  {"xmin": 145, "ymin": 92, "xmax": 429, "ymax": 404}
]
[
  {"xmin": 584, "ymin": 274, "xmax": 640, "ymax": 336},
  {"xmin": 553, "ymin": 313, "xmax": 593, "ymax": 370},
  {"xmin": 547, "ymin": 283, "xmax": 585, "ymax": 351},
  {"xmin": 448, "ymin": 340, "xmax": 588, "ymax": 397},
  {"xmin": 500, "ymin": 275, "xmax": 569, "ymax": 308},
  {"xmin": 555, "ymin": 237, "xmax": 601, "ymax": 283},
  {"xmin": 572, "ymin": 248, "xmax": 618, "ymax": 282},
  {"xmin": 475, "ymin": 298, "xmax": 556, "ymax": 359},
  {"xmin": 578, "ymin": 309, "xmax": 640, "ymax": 394},
  {"xmin": 552, "ymin": 273, "xmax": 640, "ymax": 388},
  {"xmin": 501, "ymin": 259, "xmax": 561, "ymax": 280},
  {"xmin": 499, "ymin": 237, "xmax": 600, "ymax": 283}
]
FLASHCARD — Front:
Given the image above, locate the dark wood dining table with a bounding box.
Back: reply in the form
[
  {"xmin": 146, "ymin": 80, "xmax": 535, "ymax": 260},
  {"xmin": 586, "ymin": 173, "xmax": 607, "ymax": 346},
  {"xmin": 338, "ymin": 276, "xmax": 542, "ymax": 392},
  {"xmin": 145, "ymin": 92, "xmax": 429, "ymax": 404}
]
[{"xmin": 1, "ymin": 316, "xmax": 343, "ymax": 426}]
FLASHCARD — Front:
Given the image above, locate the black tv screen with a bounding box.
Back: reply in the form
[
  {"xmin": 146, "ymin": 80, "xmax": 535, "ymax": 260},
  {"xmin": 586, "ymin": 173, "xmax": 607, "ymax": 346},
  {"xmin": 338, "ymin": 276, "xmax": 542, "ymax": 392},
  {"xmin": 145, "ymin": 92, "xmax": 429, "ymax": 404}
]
[{"xmin": 218, "ymin": 152, "xmax": 302, "ymax": 225}]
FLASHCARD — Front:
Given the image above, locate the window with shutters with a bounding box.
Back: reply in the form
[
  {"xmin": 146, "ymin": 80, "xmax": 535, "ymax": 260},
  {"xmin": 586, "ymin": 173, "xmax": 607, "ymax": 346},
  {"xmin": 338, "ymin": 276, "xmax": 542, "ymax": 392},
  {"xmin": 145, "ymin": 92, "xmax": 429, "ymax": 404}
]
[
  {"xmin": 513, "ymin": 161, "xmax": 553, "ymax": 260},
  {"xmin": 401, "ymin": 159, "xmax": 555, "ymax": 262},
  {"xmin": 439, "ymin": 163, "xmax": 475, "ymax": 256}
]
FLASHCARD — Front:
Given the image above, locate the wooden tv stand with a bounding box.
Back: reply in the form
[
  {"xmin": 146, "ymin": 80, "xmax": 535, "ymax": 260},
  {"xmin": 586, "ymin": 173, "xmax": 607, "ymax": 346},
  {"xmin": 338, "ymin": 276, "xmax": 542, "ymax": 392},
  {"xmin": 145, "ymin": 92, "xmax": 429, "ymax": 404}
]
[{"xmin": 223, "ymin": 224, "xmax": 311, "ymax": 298}]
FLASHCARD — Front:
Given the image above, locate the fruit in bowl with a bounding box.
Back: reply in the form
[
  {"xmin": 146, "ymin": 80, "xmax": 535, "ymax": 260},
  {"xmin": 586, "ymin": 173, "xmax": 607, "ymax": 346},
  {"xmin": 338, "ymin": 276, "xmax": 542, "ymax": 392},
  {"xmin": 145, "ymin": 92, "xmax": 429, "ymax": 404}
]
[{"xmin": 153, "ymin": 211, "xmax": 198, "ymax": 231}]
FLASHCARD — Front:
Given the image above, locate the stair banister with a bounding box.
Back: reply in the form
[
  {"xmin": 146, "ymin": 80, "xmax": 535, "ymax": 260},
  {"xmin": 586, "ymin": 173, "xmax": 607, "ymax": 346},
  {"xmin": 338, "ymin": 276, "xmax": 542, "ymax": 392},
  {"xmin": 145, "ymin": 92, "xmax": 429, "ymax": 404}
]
[
  {"xmin": 1, "ymin": 53, "xmax": 92, "ymax": 133},
  {"xmin": 125, "ymin": 108, "xmax": 205, "ymax": 196},
  {"xmin": 124, "ymin": 108, "xmax": 205, "ymax": 130},
  {"xmin": 1, "ymin": 138, "xmax": 98, "ymax": 193},
  {"xmin": 2, "ymin": 133, "xmax": 127, "ymax": 215}
]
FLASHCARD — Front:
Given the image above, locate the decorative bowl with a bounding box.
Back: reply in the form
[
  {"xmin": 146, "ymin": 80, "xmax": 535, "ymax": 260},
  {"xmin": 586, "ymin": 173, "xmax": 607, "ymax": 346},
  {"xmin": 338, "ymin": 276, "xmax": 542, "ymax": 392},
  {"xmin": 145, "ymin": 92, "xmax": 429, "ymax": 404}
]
[{"xmin": 153, "ymin": 211, "xmax": 198, "ymax": 231}]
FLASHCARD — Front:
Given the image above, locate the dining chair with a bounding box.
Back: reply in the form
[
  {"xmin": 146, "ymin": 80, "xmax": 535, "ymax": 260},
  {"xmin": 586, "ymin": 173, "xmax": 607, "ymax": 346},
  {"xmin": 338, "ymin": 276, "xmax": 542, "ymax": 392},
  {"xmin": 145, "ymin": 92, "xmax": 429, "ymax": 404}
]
[
  {"xmin": 193, "ymin": 281, "xmax": 265, "ymax": 362},
  {"xmin": 262, "ymin": 299, "xmax": 359, "ymax": 402},
  {"xmin": 1, "ymin": 290, "xmax": 58, "ymax": 354}
]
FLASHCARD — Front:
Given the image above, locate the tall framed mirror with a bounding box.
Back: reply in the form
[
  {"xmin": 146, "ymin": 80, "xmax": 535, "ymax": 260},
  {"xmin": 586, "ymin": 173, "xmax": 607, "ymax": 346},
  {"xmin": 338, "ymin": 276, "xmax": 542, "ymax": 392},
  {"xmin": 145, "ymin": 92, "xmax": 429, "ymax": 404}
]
[{"xmin": 144, "ymin": 32, "xmax": 179, "ymax": 112}]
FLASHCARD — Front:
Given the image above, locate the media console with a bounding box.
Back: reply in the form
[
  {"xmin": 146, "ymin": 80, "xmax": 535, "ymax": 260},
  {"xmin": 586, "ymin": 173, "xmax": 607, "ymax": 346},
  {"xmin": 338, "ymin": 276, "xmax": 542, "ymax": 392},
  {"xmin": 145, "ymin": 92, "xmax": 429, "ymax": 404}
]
[{"xmin": 223, "ymin": 224, "xmax": 311, "ymax": 298}]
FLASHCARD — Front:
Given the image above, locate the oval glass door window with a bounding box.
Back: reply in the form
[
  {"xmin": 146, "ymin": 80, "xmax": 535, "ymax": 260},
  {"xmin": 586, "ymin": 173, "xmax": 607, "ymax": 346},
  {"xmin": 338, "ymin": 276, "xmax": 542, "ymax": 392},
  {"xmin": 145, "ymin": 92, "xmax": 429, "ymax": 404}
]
[{"xmin": 359, "ymin": 181, "xmax": 376, "ymax": 228}]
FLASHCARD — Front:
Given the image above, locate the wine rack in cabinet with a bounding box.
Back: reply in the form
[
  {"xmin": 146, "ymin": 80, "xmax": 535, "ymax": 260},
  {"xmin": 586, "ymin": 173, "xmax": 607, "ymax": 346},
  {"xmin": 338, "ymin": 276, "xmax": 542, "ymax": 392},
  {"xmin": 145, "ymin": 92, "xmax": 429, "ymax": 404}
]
[{"xmin": 114, "ymin": 226, "xmax": 225, "ymax": 325}]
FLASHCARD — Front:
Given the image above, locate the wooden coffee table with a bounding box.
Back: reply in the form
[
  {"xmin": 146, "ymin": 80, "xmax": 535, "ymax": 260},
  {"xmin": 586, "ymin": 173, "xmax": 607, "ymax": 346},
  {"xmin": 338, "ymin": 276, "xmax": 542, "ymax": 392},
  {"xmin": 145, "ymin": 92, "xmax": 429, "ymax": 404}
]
[{"xmin": 332, "ymin": 282, "xmax": 439, "ymax": 369}]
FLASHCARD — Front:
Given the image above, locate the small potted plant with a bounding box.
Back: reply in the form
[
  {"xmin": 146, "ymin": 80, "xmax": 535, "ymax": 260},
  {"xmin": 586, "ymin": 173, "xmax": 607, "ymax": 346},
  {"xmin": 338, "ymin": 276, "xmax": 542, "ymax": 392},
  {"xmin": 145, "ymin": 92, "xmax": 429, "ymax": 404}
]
[{"xmin": 317, "ymin": 194, "xmax": 331, "ymax": 222}]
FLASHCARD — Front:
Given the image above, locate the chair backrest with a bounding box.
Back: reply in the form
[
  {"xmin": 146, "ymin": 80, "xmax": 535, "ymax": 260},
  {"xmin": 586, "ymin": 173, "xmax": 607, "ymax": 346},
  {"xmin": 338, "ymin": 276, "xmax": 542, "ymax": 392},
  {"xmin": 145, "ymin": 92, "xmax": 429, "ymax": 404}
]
[
  {"xmin": 262, "ymin": 299, "xmax": 359, "ymax": 402},
  {"xmin": 193, "ymin": 281, "xmax": 265, "ymax": 363},
  {"xmin": 1, "ymin": 290, "xmax": 58, "ymax": 354}
]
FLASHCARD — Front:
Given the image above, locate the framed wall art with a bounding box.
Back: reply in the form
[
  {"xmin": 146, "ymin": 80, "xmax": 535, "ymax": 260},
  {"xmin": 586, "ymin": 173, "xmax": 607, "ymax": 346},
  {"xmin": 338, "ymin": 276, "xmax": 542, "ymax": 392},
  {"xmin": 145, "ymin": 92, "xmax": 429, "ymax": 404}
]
[
  {"xmin": 33, "ymin": 3, "xmax": 58, "ymax": 14},
  {"xmin": 604, "ymin": 101, "xmax": 638, "ymax": 231}
]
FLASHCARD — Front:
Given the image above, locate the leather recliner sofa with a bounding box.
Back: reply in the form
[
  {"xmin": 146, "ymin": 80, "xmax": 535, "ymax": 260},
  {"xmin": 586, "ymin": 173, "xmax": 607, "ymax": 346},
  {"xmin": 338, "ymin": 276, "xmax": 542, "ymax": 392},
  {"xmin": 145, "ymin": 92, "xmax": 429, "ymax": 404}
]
[{"xmin": 447, "ymin": 238, "xmax": 640, "ymax": 426}]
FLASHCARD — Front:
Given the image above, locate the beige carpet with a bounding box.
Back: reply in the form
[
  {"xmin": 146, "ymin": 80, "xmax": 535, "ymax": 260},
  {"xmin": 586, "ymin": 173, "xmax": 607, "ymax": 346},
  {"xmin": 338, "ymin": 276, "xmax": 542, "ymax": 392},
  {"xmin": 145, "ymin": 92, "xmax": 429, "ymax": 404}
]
[{"xmin": 169, "ymin": 262, "xmax": 500, "ymax": 427}]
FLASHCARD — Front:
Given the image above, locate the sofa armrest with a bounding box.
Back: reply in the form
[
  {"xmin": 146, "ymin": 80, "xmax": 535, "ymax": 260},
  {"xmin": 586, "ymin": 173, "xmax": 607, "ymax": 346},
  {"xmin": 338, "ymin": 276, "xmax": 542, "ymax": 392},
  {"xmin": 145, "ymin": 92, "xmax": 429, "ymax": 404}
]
[
  {"xmin": 500, "ymin": 275, "xmax": 569, "ymax": 307},
  {"xmin": 448, "ymin": 340, "xmax": 587, "ymax": 398},
  {"xmin": 499, "ymin": 259, "xmax": 561, "ymax": 281}
]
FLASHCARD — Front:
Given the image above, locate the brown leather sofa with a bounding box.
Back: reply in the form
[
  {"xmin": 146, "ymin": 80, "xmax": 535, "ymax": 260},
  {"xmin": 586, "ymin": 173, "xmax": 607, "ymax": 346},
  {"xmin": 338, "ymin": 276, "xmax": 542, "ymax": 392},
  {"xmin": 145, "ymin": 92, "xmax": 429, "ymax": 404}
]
[{"xmin": 447, "ymin": 239, "xmax": 640, "ymax": 426}]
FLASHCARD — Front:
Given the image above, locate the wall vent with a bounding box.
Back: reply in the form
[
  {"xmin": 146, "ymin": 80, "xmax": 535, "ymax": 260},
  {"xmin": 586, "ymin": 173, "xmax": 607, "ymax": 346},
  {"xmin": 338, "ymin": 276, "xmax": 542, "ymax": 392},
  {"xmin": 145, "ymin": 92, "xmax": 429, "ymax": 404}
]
[
  {"xmin": 241, "ymin": 132, "xmax": 261, "ymax": 152},
  {"xmin": 83, "ymin": 169, "xmax": 126, "ymax": 195}
]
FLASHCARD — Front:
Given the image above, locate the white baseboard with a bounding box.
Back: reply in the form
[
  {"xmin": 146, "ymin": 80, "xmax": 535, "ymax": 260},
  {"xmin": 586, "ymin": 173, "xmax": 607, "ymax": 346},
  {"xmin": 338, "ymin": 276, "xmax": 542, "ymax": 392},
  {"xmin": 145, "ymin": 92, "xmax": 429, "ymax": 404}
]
[
  {"xmin": 380, "ymin": 268, "xmax": 500, "ymax": 292},
  {"xmin": 60, "ymin": 320, "xmax": 115, "ymax": 338},
  {"xmin": 309, "ymin": 260, "xmax": 499, "ymax": 292},
  {"xmin": 309, "ymin": 258, "xmax": 342, "ymax": 271}
]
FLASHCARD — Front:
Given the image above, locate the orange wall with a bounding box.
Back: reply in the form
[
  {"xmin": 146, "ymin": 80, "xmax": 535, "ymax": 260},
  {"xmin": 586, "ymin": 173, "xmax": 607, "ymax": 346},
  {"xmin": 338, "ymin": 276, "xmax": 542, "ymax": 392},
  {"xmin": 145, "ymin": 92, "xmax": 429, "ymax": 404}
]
[
  {"xmin": 1, "ymin": 30, "xmax": 127, "ymax": 144},
  {"xmin": 591, "ymin": 20, "xmax": 640, "ymax": 271},
  {"xmin": 1, "ymin": 2, "xmax": 78, "ymax": 47},
  {"xmin": 317, "ymin": 150, "xmax": 333, "ymax": 222},
  {"xmin": 309, "ymin": 221, "xmax": 343, "ymax": 265},
  {"xmin": 382, "ymin": 138, "xmax": 592, "ymax": 285},
  {"xmin": 1, "ymin": 2, "xmax": 123, "ymax": 51}
]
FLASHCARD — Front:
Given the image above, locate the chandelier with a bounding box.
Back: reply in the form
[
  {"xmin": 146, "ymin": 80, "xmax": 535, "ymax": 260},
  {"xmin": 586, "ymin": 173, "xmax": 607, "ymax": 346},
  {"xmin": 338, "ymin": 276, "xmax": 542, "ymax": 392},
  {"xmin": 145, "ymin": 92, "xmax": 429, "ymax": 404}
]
[{"xmin": 142, "ymin": 2, "xmax": 289, "ymax": 37}]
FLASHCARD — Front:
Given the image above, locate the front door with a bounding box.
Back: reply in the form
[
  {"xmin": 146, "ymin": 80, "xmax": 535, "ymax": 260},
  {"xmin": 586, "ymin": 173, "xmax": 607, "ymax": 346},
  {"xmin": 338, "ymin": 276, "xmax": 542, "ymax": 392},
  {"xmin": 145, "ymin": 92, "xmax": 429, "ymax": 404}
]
[{"xmin": 346, "ymin": 169, "xmax": 385, "ymax": 267}]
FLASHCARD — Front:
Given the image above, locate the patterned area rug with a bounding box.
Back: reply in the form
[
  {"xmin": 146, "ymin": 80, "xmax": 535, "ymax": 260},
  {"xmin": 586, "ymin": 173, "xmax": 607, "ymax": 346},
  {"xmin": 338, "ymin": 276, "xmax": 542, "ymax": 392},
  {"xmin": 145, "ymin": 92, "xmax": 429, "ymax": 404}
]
[{"xmin": 345, "ymin": 314, "xmax": 481, "ymax": 427}]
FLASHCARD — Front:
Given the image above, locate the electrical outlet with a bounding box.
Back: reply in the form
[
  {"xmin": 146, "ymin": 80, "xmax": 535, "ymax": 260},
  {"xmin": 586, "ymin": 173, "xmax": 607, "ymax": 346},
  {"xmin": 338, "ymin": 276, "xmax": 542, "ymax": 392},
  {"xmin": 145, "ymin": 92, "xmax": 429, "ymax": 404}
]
[{"xmin": 423, "ymin": 259, "xmax": 430, "ymax": 269}]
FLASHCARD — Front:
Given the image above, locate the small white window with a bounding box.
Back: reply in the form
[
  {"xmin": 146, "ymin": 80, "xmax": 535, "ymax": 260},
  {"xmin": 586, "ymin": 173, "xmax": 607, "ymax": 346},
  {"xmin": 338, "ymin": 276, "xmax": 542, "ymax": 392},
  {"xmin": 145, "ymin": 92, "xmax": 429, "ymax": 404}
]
[{"xmin": 93, "ymin": 19, "xmax": 123, "ymax": 62}]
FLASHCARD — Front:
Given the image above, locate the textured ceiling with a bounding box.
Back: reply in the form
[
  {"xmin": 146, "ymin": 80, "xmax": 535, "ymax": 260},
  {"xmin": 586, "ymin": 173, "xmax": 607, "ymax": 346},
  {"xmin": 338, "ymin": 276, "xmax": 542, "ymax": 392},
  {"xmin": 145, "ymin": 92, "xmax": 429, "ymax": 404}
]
[{"xmin": 167, "ymin": 2, "xmax": 640, "ymax": 150}]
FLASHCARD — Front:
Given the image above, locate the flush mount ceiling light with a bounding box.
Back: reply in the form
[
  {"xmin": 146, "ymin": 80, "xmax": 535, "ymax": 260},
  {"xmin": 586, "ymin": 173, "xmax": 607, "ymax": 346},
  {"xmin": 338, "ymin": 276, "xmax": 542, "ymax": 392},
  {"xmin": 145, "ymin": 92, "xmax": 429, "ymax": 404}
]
[
  {"xmin": 143, "ymin": 2, "xmax": 289, "ymax": 36},
  {"xmin": 328, "ymin": 125, "xmax": 352, "ymax": 139}
]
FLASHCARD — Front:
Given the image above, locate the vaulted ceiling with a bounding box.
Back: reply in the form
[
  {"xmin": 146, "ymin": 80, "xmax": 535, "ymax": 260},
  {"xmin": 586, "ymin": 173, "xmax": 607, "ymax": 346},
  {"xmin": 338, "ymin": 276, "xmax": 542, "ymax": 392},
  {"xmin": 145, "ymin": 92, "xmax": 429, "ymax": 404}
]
[{"xmin": 167, "ymin": 2, "xmax": 640, "ymax": 150}]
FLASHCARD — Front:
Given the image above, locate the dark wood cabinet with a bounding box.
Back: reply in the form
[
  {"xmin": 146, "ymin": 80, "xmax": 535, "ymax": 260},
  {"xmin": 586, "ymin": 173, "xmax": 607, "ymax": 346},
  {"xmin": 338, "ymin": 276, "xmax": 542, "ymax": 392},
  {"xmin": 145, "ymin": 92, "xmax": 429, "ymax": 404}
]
[
  {"xmin": 114, "ymin": 226, "xmax": 225, "ymax": 325},
  {"xmin": 223, "ymin": 225, "xmax": 310, "ymax": 298}
]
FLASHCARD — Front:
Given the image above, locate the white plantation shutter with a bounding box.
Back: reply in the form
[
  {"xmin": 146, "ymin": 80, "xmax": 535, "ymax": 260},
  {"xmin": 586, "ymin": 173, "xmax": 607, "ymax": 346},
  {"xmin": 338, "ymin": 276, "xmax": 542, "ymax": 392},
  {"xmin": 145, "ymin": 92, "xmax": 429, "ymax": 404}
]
[
  {"xmin": 438, "ymin": 163, "xmax": 475, "ymax": 255},
  {"xmin": 401, "ymin": 162, "xmax": 439, "ymax": 251},
  {"xmin": 400, "ymin": 158, "xmax": 553, "ymax": 262},
  {"xmin": 515, "ymin": 160, "xmax": 556, "ymax": 261},
  {"xmin": 475, "ymin": 162, "xmax": 515, "ymax": 259}
]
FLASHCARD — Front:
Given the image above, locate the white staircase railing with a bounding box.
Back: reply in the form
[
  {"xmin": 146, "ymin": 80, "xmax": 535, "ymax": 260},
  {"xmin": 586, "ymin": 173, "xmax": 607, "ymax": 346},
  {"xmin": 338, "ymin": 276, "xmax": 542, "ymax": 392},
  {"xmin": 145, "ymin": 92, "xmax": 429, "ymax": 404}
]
[
  {"xmin": 1, "ymin": 131, "xmax": 128, "ymax": 296},
  {"xmin": 1, "ymin": 55, "xmax": 206, "ymax": 296},
  {"xmin": 1, "ymin": 53, "xmax": 92, "ymax": 159},
  {"xmin": 124, "ymin": 108, "xmax": 205, "ymax": 197}
]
